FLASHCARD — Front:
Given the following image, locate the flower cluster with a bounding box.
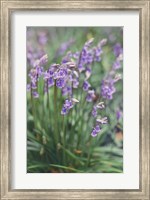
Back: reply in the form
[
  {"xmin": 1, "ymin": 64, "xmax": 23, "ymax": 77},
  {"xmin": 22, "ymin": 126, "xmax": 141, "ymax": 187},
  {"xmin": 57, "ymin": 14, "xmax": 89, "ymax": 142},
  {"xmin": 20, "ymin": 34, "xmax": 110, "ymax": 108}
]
[
  {"xmin": 101, "ymin": 79, "xmax": 116, "ymax": 100},
  {"xmin": 91, "ymin": 117, "xmax": 108, "ymax": 137},
  {"xmin": 91, "ymin": 101, "xmax": 108, "ymax": 137},
  {"xmin": 27, "ymin": 37, "xmax": 122, "ymax": 137},
  {"xmin": 113, "ymin": 43, "xmax": 123, "ymax": 70},
  {"xmin": 101, "ymin": 42, "xmax": 123, "ymax": 100},
  {"xmin": 27, "ymin": 54, "xmax": 48, "ymax": 97}
]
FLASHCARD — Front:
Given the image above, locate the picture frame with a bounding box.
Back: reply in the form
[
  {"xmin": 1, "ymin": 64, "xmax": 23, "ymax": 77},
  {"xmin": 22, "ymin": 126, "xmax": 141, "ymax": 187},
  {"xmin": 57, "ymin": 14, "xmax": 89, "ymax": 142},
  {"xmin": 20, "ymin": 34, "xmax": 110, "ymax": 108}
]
[{"xmin": 0, "ymin": 0, "xmax": 149, "ymax": 199}]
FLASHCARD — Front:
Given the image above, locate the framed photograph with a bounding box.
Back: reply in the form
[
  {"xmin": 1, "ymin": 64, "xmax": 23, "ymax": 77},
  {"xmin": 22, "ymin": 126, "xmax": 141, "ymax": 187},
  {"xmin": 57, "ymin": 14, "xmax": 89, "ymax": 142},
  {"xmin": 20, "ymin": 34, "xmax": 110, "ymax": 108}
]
[{"xmin": 0, "ymin": 0, "xmax": 149, "ymax": 199}]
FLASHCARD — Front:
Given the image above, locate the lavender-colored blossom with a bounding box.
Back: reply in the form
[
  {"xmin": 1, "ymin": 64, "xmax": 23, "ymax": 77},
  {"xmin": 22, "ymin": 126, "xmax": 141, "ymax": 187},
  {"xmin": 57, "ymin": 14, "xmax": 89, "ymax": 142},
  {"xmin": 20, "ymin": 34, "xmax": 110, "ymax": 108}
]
[
  {"xmin": 64, "ymin": 99, "xmax": 73, "ymax": 109},
  {"xmin": 61, "ymin": 98, "xmax": 79, "ymax": 115},
  {"xmin": 83, "ymin": 80, "xmax": 91, "ymax": 91},
  {"xmin": 48, "ymin": 77, "xmax": 54, "ymax": 87},
  {"xmin": 33, "ymin": 54, "xmax": 48, "ymax": 67},
  {"xmin": 91, "ymin": 125, "xmax": 101, "ymax": 137},
  {"xmin": 94, "ymin": 47, "xmax": 102, "ymax": 62},
  {"xmin": 32, "ymin": 91, "xmax": 39, "ymax": 98},
  {"xmin": 101, "ymin": 79, "xmax": 116, "ymax": 100},
  {"xmin": 31, "ymin": 82, "xmax": 37, "ymax": 89},
  {"xmin": 91, "ymin": 129, "xmax": 98, "ymax": 137},
  {"xmin": 27, "ymin": 84, "xmax": 31, "ymax": 92},
  {"xmin": 38, "ymin": 32, "xmax": 48, "ymax": 45},
  {"xmin": 61, "ymin": 106, "xmax": 68, "ymax": 115},
  {"xmin": 78, "ymin": 63, "xmax": 85, "ymax": 72},
  {"xmin": 73, "ymin": 52, "xmax": 80, "ymax": 59},
  {"xmin": 95, "ymin": 125, "xmax": 101, "ymax": 133},
  {"xmin": 39, "ymin": 54, "xmax": 48, "ymax": 65},
  {"xmin": 116, "ymin": 110, "xmax": 122, "ymax": 120},
  {"xmin": 113, "ymin": 60, "xmax": 121, "ymax": 70},
  {"xmin": 86, "ymin": 90, "xmax": 96, "ymax": 102},
  {"xmin": 43, "ymin": 71, "xmax": 50, "ymax": 79},
  {"xmin": 113, "ymin": 43, "xmax": 123, "ymax": 57},
  {"xmin": 57, "ymin": 68, "xmax": 68, "ymax": 78},
  {"xmin": 27, "ymin": 44, "xmax": 46, "ymax": 66},
  {"xmin": 73, "ymin": 78, "xmax": 79, "ymax": 88},
  {"xmin": 62, "ymin": 86, "xmax": 72, "ymax": 96},
  {"xmin": 85, "ymin": 66, "xmax": 92, "ymax": 80},
  {"xmin": 56, "ymin": 78, "xmax": 66, "ymax": 88},
  {"xmin": 62, "ymin": 51, "xmax": 72, "ymax": 64},
  {"xmin": 48, "ymin": 68, "xmax": 54, "ymax": 77},
  {"xmin": 92, "ymin": 106, "xmax": 97, "ymax": 118}
]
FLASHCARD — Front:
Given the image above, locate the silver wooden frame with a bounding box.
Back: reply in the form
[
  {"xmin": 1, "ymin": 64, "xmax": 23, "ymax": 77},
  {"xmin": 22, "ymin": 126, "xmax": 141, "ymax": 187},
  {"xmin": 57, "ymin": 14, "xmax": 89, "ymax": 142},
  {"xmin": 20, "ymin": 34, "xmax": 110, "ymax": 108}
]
[{"xmin": 0, "ymin": 0, "xmax": 149, "ymax": 199}]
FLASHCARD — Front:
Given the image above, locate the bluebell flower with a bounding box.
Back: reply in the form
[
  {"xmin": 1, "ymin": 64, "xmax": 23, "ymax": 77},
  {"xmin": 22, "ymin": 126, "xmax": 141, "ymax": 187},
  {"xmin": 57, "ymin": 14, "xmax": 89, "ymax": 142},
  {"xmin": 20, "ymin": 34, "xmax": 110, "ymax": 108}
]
[
  {"xmin": 86, "ymin": 90, "xmax": 96, "ymax": 102},
  {"xmin": 101, "ymin": 79, "xmax": 116, "ymax": 100},
  {"xmin": 83, "ymin": 80, "xmax": 91, "ymax": 91},
  {"xmin": 92, "ymin": 106, "xmax": 97, "ymax": 118},
  {"xmin": 56, "ymin": 78, "xmax": 66, "ymax": 88}
]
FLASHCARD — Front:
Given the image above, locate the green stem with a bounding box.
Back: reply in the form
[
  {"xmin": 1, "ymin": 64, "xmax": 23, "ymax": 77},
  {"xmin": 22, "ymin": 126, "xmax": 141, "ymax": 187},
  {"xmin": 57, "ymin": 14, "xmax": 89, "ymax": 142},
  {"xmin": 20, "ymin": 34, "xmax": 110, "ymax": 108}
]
[
  {"xmin": 47, "ymin": 80, "xmax": 51, "ymax": 124},
  {"xmin": 54, "ymin": 82, "xmax": 59, "ymax": 145},
  {"xmin": 62, "ymin": 116, "xmax": 66, "ymax": 165},
  {"xmin": 86, "ymin": 136, "xmax": 93, "ymax": 168}
]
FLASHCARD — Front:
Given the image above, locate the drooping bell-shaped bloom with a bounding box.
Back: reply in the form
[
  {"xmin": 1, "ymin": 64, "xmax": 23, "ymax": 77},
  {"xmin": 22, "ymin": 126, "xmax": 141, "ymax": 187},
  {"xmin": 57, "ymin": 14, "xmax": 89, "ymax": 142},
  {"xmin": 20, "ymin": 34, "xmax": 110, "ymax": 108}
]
[{"xmin": 91, "ymin": 125, "xmax": 101, "ymax": 137}]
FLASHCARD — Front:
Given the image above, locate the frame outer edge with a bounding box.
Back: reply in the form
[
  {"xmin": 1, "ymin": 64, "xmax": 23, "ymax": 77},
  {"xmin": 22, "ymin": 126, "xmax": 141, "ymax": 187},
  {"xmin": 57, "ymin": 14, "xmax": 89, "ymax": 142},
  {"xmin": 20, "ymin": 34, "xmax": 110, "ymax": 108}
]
[{"xmin": 0, "ymin": 0, "xmax": 149, "ymax": 200}]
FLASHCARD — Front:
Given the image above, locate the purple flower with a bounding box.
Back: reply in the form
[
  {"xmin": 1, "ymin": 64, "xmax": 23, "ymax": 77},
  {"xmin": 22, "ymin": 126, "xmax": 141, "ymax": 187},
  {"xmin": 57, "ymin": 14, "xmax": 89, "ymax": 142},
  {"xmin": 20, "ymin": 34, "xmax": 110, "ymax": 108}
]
[
  {"xmin": 116, "ymin": 110, "xmax": 122, "ymax": 120},
  {"xmin": 38, "ymin": 32, "xmax": 48, "ymax": 45},
  {"xmin": 73, "ymin": 78, "xmax": 79, "ymax": 88},
  {"xmin": 64, "ymin": 99, "xmax": 73, "ymax": 109},
  {"xmin": 48, "ymin": 77, "xmax": 54, "ymax": 87},
  {"xmin": 91, "ymin": 129, "xmax": 98, "ymax": 137},
  {"xmin": 61, "ymin": 98, "xmax": 79, "ymax": 115},
  {"xmin": 62, "ymin": 52, "xmax": 72, "ymax": 64},
  {"xmin": 31, "ymin": 82, "xmax": 37, "ymax": 89},
  {"xmin": 113, "ymin": 43, "xmax": 123, "ymax": 57},
  {"xmin": 43, "ymin": 71, "xmax": 50, "ymax": 79},
  {"xmin": 62, "ymin": 86, "xmax": 72, "ymax": 96},
  {"xmin": 92, "ymin": 106, "xmax": 97, "ymax": 118},
  {"xmin": 85, "ymin": 66, "xmax": 92, "ymax": 80},
  {"xmin": 86, "ymin": 90, "xmax": 96, "ymax": 102},
  {"xmin": 113, "ymin": 60, "xmax": 121, "ymax": 70},
  {"xmin": 39, "ymin": 54, "xmax": 48, "ymax": 65},
  {"xmin": 32, "ymin": 91, "xmax": 39, "ymax": 98},
  {"xmin": 83, "ymin": 80, "xmax": 91, "ymax": 91},
  {"xmin": 58, "ymin": 68, "xmax": 68, "ymax": 78},
  {"xmin": 95, "ymin": 125, "xmax": 101, "ymax": 133},
  {"xmin": 94, "ymin": 47, "xmax": 102, "ymax": 62},
  {"xmin": 101, "ymin": 79, "xmax": 116, "ymax": 100},
  {"xmin": 56, "ymin": 78, "xmax": 66, "ymax": 88},
  {"xmin": 36, "ymin": 66, "xmax": 44, "ymax": 76},
  {"xmin": 48, "ymin": 68, "xmax": 54, "ymax": 77},
  {"xmin": 91, "ymin": 125, "xmax": 101, "ymax": 137},
  {"xmin": 61, "ymin": 106, "xmax": 68, "ymax": 115},
  {"xmin": 27, "ymin": 84, "xmax": 31, "ymax": 92},
  {"xmin": 78, "ymin": 63, "xmax": 85, "ymax": 72}
]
